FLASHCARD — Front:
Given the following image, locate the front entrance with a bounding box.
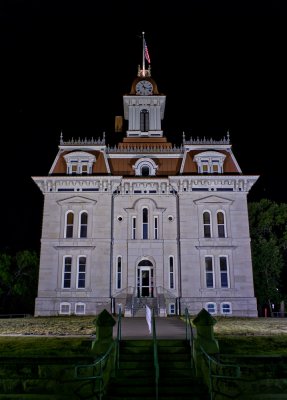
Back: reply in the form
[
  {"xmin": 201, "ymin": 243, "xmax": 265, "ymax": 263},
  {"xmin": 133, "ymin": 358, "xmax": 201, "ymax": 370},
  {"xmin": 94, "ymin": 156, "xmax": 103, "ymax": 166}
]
[{"xmin": 137, "ymin": 260, "xmax": 154, "ymax": 297}]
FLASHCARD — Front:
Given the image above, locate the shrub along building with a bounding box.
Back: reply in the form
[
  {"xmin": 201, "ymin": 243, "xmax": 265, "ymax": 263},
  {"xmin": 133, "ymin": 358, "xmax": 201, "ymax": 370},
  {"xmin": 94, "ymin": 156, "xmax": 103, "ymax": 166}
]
[{"xmin": 33, "ymin": 42, "xmax": 259, "ymax": 318}]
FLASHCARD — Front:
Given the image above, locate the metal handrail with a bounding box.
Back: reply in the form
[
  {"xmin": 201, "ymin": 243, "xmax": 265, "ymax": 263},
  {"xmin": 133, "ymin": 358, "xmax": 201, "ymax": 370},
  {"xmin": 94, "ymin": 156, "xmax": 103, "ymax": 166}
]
[
  {"xmin": 74, "ymin": 340, "xmax": 116, "ymax": 400},
  {"xmin": 199, "ymin": 345, "xmax": 241, "ymax": 400},
  {"xmin": 152, "ymin": 308, "xmax": 159, "ymax": 400}
]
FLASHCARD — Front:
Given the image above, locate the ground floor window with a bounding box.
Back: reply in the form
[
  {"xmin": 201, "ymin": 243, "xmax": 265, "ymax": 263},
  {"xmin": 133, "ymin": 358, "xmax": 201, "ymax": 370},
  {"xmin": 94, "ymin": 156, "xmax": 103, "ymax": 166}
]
[
  {"xmin": 60, "ymin": 302, "xmax": 71, "ymax": 315},
  {"xmin": 205, "ymin": 302, "xmax": 217, "ymax": 315},
  {"xmin": 221, "ymin": 302, "xmax": 232, "ymax": 315},
  {"xmin": 75, "ymin": 302, "xmax": 86, "ymax": 315},
  {"xmin": 169, "ymin": 303, "xmax": 176, "ymax": 315}
]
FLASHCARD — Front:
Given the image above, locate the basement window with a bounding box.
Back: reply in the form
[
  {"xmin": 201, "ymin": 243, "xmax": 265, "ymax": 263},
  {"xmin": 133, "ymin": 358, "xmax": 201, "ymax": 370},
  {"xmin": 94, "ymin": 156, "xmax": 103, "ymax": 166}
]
[
  {"xmin": 205, "ymin": 302, "xmax": 217, "ymax": 315},
  {"xmin": 60, "ymin": 302, "xmax": 71, "ymax": 315}
]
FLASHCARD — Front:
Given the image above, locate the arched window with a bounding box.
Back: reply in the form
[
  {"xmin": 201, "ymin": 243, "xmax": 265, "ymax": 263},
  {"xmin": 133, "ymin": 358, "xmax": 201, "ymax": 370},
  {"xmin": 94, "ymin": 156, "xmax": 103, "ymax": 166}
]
[
  {"xmin": 169, "ymin": 256, "xmax": 175, "ymax": 289},
  {"xmin": 141, "ymin": 166, "xmax": 150, "ymax": 176},
  {"xmin": 116, "ymin": 256, "xmax": 122, "ymax": 290},
  {"xmin": 142, "ymin": 208, "xmax": 149, "ymax": 239},
  {"xmin": 217, "ymin": 211, "xmax": 226, "ymax": 238},
  {"xmin": 65, "ymin": 211, "xmax": 74, "ymax": 238},
  {"xmin": 140, "ymin": 109, "xmax": 149, "ymax": 132},
  {"xmin": 79, "ymin": 211, "xmax": 88, "ymax": 238},
  {"xmin": 133, "ymin": 158, "xmax": 158, "ymax": 176},
  {"xmin": 203, "ymin": 211, "xmax": 211, "ymax": 238}
]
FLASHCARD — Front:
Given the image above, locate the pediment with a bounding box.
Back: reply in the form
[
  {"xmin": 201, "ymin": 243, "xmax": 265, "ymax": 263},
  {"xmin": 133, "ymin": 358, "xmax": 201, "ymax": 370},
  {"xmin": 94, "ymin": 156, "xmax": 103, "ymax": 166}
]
[
  {"xmin": 194, "ymin": 195, "xmax": 233, "ymax": 205},
  {"xmin": 57, "ymin": 196, "xmax": 97, "ymax": 205}
]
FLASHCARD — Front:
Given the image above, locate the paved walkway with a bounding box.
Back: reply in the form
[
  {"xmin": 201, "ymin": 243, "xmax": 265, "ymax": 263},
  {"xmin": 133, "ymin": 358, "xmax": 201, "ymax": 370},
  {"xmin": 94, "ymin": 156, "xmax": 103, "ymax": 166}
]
[{"xmin": 113, "ymin": 316, "xmax": 187, "ymax": 340}]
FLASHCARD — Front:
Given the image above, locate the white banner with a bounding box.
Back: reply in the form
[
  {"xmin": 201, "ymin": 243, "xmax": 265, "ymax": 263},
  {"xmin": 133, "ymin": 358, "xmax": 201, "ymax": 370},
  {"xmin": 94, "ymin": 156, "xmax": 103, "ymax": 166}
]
[{"xmin": 146, "ymin": 305, "xmax": 152, "ymax": 334}]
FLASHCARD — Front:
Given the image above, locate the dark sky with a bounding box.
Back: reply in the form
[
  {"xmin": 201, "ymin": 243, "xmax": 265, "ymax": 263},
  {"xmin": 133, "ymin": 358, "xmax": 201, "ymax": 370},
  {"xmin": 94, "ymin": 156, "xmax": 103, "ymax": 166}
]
[{"xmin": 1, "ymin": 1, "xmax": 286, "ymax": 252}]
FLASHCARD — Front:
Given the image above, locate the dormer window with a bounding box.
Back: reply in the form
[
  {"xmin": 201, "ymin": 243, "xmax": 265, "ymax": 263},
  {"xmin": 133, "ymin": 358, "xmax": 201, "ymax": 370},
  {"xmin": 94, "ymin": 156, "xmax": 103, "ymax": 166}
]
[
  {"xmin": 133, "ymin": 158, "xmax": 158, "ymax": 176},
  {"xmin": 64, "ymin": 151, "xmax": 96, "ymax": 175},
  {"xmin": 194, "ymin": 151, "xmax": 226, "ymax": 174}
]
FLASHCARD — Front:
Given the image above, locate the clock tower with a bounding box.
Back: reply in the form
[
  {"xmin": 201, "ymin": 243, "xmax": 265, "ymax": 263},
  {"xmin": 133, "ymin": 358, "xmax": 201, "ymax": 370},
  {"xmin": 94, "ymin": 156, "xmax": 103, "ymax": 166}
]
[{"xmin": 123, "ymin": 34, "xmax": 166, "ymax": 138}]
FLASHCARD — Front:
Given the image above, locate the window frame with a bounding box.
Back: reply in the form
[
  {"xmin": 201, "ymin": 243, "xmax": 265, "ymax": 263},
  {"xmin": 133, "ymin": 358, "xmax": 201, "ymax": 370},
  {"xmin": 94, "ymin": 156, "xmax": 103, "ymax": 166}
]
[
  {"xmin": 60, "ymin": 302, "xmax": 71, "ymax": 315},
  {"xmin": 217, "ymin": 210, "xmax": 227, "ymax": 238},
  {"xmin": 77, "ymin": 256, "xmax": 86, "ymax": 289},
  {"xmin": 219, "ymin": 256, "xmax": 229, "ymax": 288},
  {"xmin": 116, "ymin": 256, "xmax": 122, "ymax": 290},
  {"xmin": 142, "ymin": 207, "xmax": 149, "ymax": 239},
  {"xmin": 169, "ymin": 256, "xmax": 175, "ymax": 290},
  {"xmin": 205, "ymin": 256, "xmax": 214, "ymax": 288},
  {"xmin": 62, "ymin": 256, "xmax": 72, "ymax": 289},
  {"xmin": 220, "ymin": 302, "xmax": 232, "ymax": 315},
  {"xmin": 65, "ymin": 211, "xmax": 74, "ymax": 238},
  {"xmin": 79, "ymin": 211, "xmax": 88, "ymax": 238},
  {"xmin": 205, "ymin": 302, "xmax": 217, "ymax": 315},
  {"xmin": 203, "ymin": 211, "xmax": 212, "ymax": 238}
]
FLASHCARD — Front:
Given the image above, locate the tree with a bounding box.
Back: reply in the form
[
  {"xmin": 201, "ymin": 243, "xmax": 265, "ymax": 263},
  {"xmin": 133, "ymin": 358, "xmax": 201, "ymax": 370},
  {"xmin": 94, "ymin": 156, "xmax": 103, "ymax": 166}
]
[
  {"xmin": 0, "ymin": 250, "xmax": 39, "ymax": 314},
  {"xmin": 248, "ymin": 199, "xmax": 287, "ymax": 315}
]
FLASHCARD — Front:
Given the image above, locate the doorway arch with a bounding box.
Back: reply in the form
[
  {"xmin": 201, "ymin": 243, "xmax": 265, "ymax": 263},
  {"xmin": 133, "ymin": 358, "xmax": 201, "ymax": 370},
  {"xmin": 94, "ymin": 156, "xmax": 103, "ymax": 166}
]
[{"xmin": 137, "ymin": 259, "xmax": 154, "ymax": 297}]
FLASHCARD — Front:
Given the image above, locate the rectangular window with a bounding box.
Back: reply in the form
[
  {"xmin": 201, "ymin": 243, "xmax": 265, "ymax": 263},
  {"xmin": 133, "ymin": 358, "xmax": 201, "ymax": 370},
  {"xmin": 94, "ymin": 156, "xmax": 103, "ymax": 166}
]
[
  {"xmin": 132, "ymin": 217, "xmax": 136, "ymax": 239},
  {"xmin": 71, "ymin": 164, "xmax": 78, "ymax": 174},
  {"xmin": 220, "ymin": 256, "xmax": 229, "ymax": 288},
  {"xmin": 169, "ymin": 256, "xmax": 174, "ymax": 289},
  {"xmin": 202, "ymin": 161, "xmax": 209, "ymax": 173},
  {"xmin": 221, "ymin": 303, "xmax": 231, "ymax": 315},
  {"xmin": 212, "ymin": 163, "xmax": 219, "ymax": 173},
  {"xmin": 205, "ymin": 256, "xmax": 214, "ymax": 288},
  {"xmin": 169, "ymin": 303, "xmax": 176, "ymax": 315},
  {"xmin": 81, "ymin": 164, "xmax": 88, "ymax": 174},
  {"xmin": 77, "ymin": 257, "xmax": 86, "ymax": 288},
  {"xmin": 75, "ymin": 303, "xmax": 86, "ymax": 315},
  {"xmin": 154, "ymin": 216, "xmax": 158, "ymax": 239},
  {"xmin": 117, "ymin": 256, "xmax": 122, "ymax": 290},
  {"xmin": 63, "ymin": 257, "xmax": 72, "ymax": 288},
  {"xmin": 206, "ymin": 302, "xmax": 216, "ymax": 314},
  {"xmin": 60, "ymin": 303, "xmax": 71, "ymax": 315}
]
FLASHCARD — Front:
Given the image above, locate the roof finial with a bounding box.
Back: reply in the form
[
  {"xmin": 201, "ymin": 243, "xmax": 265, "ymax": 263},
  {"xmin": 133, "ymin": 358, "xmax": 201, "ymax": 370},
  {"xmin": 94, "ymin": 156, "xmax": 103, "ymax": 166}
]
[
  {"xmin": 227, "ymin": 129, "xmax": 230, "ymax": 143},
  {"xmin": 60, "ymin": 130, "xmax": 63, "ymax": 144},
  {"xmin": 182, "ymin": 131, "xmax": 185, "ymax": 144}
]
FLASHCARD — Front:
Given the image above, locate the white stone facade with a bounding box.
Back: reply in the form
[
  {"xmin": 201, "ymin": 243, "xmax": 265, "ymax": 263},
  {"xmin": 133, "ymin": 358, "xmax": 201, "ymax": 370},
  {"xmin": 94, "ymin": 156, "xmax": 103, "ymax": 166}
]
[{"xmin": 33, "ymin": 66, "xmax": 259, "ymax": 317}]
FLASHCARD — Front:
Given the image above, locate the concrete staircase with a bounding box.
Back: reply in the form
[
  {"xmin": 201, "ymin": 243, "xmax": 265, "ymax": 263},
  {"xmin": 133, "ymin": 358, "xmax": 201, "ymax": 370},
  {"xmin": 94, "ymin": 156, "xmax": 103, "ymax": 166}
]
[{"xmin": 104, "ymin": 339, "xmax": 209, "ymax": 400}]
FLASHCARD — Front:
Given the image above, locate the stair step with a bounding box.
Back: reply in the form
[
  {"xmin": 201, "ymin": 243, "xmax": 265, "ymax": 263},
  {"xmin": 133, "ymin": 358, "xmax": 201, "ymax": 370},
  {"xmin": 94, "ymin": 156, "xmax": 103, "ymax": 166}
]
[{"xmin": 105, "ymin": 338, "xmax": 206, "ymax": 400}]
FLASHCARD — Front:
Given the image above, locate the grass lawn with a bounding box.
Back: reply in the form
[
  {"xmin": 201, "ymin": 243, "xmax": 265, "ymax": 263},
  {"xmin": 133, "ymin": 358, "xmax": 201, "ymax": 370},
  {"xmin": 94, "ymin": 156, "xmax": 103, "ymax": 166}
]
[{"xmin": 0, "ymin": 315, "xmax": 287, "ymax": 356}]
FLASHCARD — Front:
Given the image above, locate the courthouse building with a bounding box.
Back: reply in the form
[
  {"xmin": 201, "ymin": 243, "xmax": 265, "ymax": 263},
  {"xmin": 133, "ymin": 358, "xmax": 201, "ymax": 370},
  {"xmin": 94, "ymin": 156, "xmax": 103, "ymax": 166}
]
[{"xmin": 33, "ymin": 55, "xmax": 259, "ymax": 317}]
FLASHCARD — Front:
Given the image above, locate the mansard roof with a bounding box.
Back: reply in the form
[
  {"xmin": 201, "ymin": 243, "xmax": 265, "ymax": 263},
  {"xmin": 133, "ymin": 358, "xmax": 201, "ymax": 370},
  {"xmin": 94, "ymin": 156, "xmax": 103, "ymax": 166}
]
[{"xmin": 48, "ymin": 133, "xmax": 242, "ymax": 177}]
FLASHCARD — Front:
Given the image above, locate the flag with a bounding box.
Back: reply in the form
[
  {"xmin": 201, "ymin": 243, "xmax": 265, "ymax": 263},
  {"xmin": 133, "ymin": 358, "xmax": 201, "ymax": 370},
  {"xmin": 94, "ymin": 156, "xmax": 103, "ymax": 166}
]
[{"xmin": 144, "ymin": 40, "xmax": 151, "ymax": 64}]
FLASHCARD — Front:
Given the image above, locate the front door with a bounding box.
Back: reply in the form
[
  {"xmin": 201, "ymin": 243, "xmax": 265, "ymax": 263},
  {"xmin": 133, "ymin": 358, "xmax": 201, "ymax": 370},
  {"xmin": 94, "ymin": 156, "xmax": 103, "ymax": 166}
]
[{"xmin": 137, "ymin": 267, "xmax": 154, "ymax": 297}]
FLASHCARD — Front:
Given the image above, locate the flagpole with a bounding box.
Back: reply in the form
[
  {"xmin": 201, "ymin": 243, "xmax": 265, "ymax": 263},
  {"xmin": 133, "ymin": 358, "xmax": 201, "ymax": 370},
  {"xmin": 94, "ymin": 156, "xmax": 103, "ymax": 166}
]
[{"xmin": 142, "ymin": 31, "xmax": 145, "ymax": 76}]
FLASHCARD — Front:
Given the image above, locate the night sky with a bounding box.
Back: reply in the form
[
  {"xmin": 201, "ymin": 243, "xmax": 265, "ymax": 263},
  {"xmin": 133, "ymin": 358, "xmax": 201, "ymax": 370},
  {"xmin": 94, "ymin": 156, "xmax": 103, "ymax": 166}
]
[{"xmin": 1, "ymin": 1, "xmax": 286, "ymax": 252}]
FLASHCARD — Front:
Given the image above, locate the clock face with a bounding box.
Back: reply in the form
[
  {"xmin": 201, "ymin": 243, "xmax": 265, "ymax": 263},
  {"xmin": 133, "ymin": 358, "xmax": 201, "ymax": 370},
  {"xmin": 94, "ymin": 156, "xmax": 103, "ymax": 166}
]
[{"xmin": 136, "ymin": 80, "xmax": 153, "ymax": 95}]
